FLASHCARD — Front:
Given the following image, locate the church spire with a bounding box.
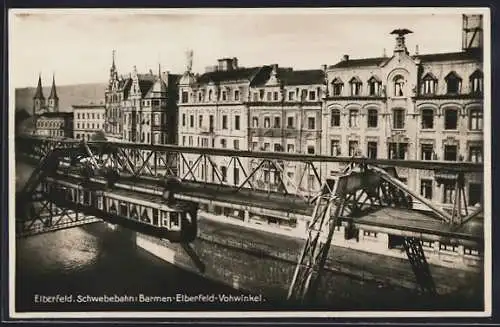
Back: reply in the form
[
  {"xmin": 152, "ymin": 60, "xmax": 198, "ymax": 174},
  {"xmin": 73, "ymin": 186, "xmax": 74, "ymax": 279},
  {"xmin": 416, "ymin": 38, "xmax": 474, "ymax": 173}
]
[
  {"xmin": 49, "ymin": 74, "xmax": 58, "ymax": 99},
  {"xmin": 33, "ymin": 73, "xmax": 45, "ymax": 99}
]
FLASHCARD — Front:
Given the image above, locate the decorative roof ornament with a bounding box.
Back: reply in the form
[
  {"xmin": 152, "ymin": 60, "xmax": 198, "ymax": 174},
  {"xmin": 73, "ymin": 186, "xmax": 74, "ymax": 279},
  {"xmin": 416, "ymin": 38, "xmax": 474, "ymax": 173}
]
[
  {"xmin": 186, "ymin": 49, "xmax": 194, "ymax": 72},
  {"xmin": 390, "ymin": 28, "xmax": 413, "ymax": 55}
]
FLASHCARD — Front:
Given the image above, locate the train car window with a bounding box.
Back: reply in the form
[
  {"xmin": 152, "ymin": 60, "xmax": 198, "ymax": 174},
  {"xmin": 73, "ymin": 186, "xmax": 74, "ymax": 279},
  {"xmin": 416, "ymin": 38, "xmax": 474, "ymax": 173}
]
[
  {"xmin": 119, "ymin": 201, "xmax": 128, "ymax": 217},
  {"xmin": 141, "ymin": 208, "xmax": 151, "ymax": 223},
  {"xmin": 170, "ymin": 212, "xmax": 180, "ymax": 228},
  {"xmin": 109, "ymin": 201, "xmax": 117, "ymax": 214},
  {"xmin": 97, "ymin": 195, "xmax": 103, "ymax": 210},
  {"xmin": 83, "ymin": 191, "xmax": 91, "ymax": 205},
  {"xmin": 152, "ymin": 208, "xmax": 159, "ymax": 226},
  {"xmin": 161, "ymin": 210, "xmax": 169, "ymax": 227},
  {"xmin": 130, "ymin": 205, "xmax": 139, "ymax": 220}
]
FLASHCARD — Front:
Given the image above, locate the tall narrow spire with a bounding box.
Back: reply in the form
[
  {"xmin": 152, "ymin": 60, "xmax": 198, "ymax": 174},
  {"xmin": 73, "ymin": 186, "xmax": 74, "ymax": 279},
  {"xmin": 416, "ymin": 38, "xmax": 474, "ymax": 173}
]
[
  {"xmin": 33, "ymin": 73, "xmax": 45, "ymax": 99},
  {"xmin": 112, "ymin": 49, "xmax": 116, "ymax": 69},
  {"xmin": 49, "ymin": 74, "xmax": 58, "ymax": 99},
  {"xmin": 158, "ymin": 63, "xmax": 162, "ymax": 80}
]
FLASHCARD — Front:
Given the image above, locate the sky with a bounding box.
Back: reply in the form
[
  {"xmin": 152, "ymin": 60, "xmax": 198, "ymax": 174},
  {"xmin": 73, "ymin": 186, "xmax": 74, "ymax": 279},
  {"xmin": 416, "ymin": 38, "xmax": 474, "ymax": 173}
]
[{"xmin": 9, "ymin": 8, "xmax": 488, "ymax": 88}]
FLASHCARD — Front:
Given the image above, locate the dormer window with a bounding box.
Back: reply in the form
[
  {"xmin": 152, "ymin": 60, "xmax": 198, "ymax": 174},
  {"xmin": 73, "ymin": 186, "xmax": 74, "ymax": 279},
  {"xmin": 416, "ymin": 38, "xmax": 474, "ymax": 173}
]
[
  {"xmin": 234, "ymin": 90, "xmax": 240, "ymax": 101},
  {"xmin": 331, "ymin": 78, "xmax": 343, "ymax": 96},
  {"xmin": 421, "ymin": 73, "xmax": 437, "ymax": 95},
  {"xmin": 208, "ymin": 90, "xmax": 213, "ymax": 101},
  {"xmin": 470, "ymin": 70, "xmax": 483, "ymax": 95},
  {"xmin": 349, "ymin": 77, "xmax": 362, "ymax": 96},
  {"xmin": 368, "ymin": 76, "xmax": 382, "ymax": 96},
  {"xmin": 445, "ymin": 71, "xmax": 462, "ymax": 94},
  {"xmin": 222, "ymin": 91, "xmax": 227, "ymax": 101},
  {"xmin": 393, "ymin": 75, "xmax": 405, "ymax": 96}
]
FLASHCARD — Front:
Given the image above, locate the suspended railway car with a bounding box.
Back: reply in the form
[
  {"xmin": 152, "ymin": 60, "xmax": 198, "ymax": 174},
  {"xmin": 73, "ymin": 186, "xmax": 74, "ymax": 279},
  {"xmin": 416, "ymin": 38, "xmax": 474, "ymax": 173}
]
[{"xmin": 43, "ymin": 177, "xmax": 198, "ymax": 243}]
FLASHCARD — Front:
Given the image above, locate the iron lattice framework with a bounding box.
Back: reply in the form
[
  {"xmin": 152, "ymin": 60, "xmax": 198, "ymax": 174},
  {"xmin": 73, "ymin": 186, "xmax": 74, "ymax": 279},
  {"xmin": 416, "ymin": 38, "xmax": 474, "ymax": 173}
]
[
  {"xmin": 17, "ymin": 135, "xmax": 483, "ymax": 222},
  {"xmin": 15, "ymin": 136, "xmax": 484, "ymax": 300}
]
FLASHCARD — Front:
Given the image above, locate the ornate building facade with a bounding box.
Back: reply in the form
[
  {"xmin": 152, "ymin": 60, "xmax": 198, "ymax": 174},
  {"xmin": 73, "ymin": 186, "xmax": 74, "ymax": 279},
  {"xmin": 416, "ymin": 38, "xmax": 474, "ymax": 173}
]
[
  {"xmin": 322, "ymin": 15, "xmax": 483, "ymax": 210},
  {"xmin": 178, "ymin": 57, "xmax": 327, "ymax": 193},
  {"xmin": 104, "ymin": 52, "xmax": 180, "ymax": 145}
]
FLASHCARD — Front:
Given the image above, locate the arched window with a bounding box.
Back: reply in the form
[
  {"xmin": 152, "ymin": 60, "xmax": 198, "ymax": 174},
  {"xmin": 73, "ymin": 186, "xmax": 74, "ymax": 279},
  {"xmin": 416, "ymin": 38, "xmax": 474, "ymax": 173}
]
[
  {"xmin": 469, "ymin": 70, "xmax": 483, "ymax": 95},
  {"xmin": 445, "ymin": 71, "xmax": 462, "ymax": 94},
  {"xmin": 331, "ymin": 109, "xmax": 340, "ymax": 127},
  {"xmin": 444, "ymin": 108, "xmax": 458, "ymax": 130},
  {"xmin": 421, "ymin": 109, "xmax": 434, "ymax": 129},
  {"xmin": 367, "ymin": 109, "xmax": 378, "ymax": 128},
  {"xmin": 368, "ymin": 76, "xmax": 382, "ymax": 96},
  {"xmin": 349, "ymin": 77, "xmax": 362, "ymax": 96},
  {"xmin": 208, "ymin": 90, "xmax": 213, "ymax": 101},
  {"xmin": 331, "ymin": 78, "xmax": 343, "ymax": 96},
  {"xmin": 421, "ymin": 73, "xmax": 437, "ymax": 95},
  {"xmin": 348, "ymin": 109, "xmax": 359, "ymax": 128},
  {"xmin": 252, "ymin": 117, "xmax": 258, "ymax": 128},
  {"xmin": 264, "ymin": 117, "xmax": 270, "ymax": 128},
  {"xmin": 393, "ymin": 75, "xmax": 405, "ymax": 96}
]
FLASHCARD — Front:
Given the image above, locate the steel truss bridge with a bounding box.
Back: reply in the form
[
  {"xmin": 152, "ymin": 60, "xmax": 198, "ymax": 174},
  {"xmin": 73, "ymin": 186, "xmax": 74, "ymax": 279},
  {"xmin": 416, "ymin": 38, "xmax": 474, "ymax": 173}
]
[{"xmin": 15, "ymin": 135, "xmax": 484, "ymax": 302}]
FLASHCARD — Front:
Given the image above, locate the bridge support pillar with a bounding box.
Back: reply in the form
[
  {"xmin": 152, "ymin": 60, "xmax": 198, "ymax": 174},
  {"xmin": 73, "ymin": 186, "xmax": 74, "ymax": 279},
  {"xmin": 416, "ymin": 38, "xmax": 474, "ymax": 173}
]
[{"xmin": 244, "ymin": 210, "xmax": 250, "ymax": 223}]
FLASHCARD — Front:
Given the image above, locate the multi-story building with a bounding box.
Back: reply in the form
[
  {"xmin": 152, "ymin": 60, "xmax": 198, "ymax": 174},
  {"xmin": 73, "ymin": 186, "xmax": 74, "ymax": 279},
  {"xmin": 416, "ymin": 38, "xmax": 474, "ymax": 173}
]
[
  {"xmin": 322, "ymin": 14, "xmax": 483, "ymax": 209},
  {"xmin": 178, "ymin": 58, "xmax": 264, "ymax": 185},
  {"xmin": 178, "ymin": 57, "xmax": 328, "ymax": 193},
  {"xmin": 104, "ymin": 52, "xmax": 180, "ymax": 145},
  {"xmin": 73, "ymin": 102, "xmax": 106, "ymax": 141},
  {"xmin": 247, "ymin": 64, "xmax": 326, "ymax": 193},
  {"xmin": 32, "ymin": 74, "xmax": 73, "ymax": 138}
]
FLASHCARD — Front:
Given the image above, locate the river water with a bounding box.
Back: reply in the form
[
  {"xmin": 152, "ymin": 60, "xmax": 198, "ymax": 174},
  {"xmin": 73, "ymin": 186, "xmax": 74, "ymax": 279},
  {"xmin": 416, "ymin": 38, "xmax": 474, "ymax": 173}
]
[{"xmin": 15, "ymin": 222, "xmax": 256, "ymax": 312}]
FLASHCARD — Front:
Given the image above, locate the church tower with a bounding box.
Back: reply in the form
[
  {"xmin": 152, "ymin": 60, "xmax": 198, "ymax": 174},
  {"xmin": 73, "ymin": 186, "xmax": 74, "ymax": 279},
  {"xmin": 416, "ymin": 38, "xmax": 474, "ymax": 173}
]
[
  {"xmin": 33, "ymin": 74, "xmax": 46, "ymax": 115},
  {"xmin": 47, "ymin": 74, "xmax": 59, "ymax": 112}
]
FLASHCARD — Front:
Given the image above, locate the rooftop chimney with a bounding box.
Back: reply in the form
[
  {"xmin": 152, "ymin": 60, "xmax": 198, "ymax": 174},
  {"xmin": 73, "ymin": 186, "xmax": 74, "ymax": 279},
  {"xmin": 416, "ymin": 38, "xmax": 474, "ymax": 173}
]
[
  {"xmin": 390, "ymin": 29, "xmax": 413, "ymax": 55},
  {"xmin": 342, "ymin": 54, "xmax": 349, "ymax": 62},
  {"xmin": 217, "ymin": 58, "xmax": 238, "ymax": 72}
]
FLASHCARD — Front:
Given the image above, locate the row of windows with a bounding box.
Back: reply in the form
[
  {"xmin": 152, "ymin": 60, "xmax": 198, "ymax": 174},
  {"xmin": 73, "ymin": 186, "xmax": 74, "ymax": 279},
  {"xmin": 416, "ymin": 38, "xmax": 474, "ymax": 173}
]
[
  {"xmin": 40, "ymin": 130, "xmax": 64, "ymax": 137},
  {"xmin": 420, "ymin": 179, "xmax": 482, "ymax": 206},
  {"xmin": 37, "ymin": 121, "xmax": 65, "ymax": 128},
  {"xmin": 329, "ymin": 108, "xmax": 483, "ymax": 131},
  {"xmin": 121, "ymin": 131, "xmax": 168, "ymax": 144},
  {"xmin": 251, "ymin": 116, "xmax": 317, "ymax": 130},
  {"xmin": 76, "ymin": 112, "xmax": 104, "ymax": 120},
  {"xmin": 330, "ymin": 70, "xmax": 483, "ymax": 97},
  {"xmin": 181, "ymin": 113, "xmax": 240, "ymax": 131},
  {"xmin": 181, "ymin": 135, "xmax": 241, "ymax": 150},
  {"xmin": 327, "ymin": 140, "xmax": 482, "ymax": 162},
  {"xmin": 180, "ymin": 87, "xmax": 323, "ymax": 104},
  {"xmin": 76, "ymin": 123, "xmax": 101, "ymax": 130}
]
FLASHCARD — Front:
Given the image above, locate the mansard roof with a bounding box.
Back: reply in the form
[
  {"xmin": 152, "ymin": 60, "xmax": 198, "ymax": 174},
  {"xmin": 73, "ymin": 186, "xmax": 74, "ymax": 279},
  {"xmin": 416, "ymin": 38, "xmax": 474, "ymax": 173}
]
[
  {"xmin": 250, "ymin": 66, "xmax": 325, "ymax": 87},
  {"xmin": 415, "ymin": 50, "xmax": 482, "ymax": 63},
  {"xmin": 278, "ymin": 68, "xmax": 325, "ymax": 86},
  {"xmin": 329, "ymin": 57, "xmax": 387, "ymax": 69},
  {"xmin": 197, "ymin": 67, "xmax": 263, "ymax": 85}
]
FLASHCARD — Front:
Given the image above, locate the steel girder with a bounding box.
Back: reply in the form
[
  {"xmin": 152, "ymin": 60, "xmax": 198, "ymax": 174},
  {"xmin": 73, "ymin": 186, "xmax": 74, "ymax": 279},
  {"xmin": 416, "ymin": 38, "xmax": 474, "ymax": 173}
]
[
  {"xmin": 16, "ymin": 136, "xmax": 483, "ymax": 224},
  {"xmin": 287, "ymin": 162, "xmax": 446, "ymax": 303}
]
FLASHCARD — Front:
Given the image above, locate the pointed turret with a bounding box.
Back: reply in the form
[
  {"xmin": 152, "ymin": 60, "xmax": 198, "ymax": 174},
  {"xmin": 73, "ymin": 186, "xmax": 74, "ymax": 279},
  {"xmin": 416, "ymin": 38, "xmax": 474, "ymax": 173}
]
[
  {"xmin": 48, "ymin": 74, "xmax": 58, "ymax": 100},
  {"xmin": 47, "ymin": 74, "xmax": 59, "ymax": 112},
  {"xmin": 33, "ymin": 74, "xmax": 45, "ymax": 100},
  {"xmin": 33, "ymin": 73, "xmax": 46, "ymax": 115}
]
